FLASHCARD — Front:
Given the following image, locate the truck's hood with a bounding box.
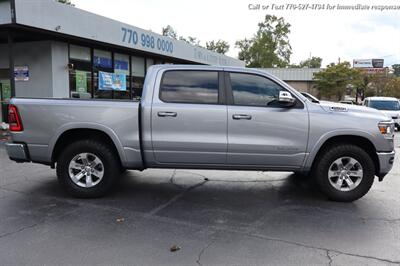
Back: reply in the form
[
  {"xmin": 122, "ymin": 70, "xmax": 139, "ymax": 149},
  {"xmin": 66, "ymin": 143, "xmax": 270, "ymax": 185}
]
[
  {"xmin": 318, "ymin": 101, "xmax": 390, "ymax": 120},
  {"xmin": 378, "ymin": 110, "xmax": 400, "ymax": 119}
]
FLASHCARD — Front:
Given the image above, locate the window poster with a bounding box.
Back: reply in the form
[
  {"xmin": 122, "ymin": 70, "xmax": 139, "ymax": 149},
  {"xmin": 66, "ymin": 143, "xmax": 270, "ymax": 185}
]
[
  {"xmin": 0, "ymin": 80, "xmax": 11, "ymax": 100},
  {"xmin": 99, "ymin": 71, "xmax": 126, "ymax": 91},
  {"xmin": 75, "ymin": 70, "xmax": 88, "ymax": 93}
]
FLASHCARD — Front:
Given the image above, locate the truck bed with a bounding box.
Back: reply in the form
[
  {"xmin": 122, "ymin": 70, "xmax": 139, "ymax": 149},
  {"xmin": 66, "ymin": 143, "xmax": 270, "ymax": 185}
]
[{"xmin": 9, "ymin": 98, "xmax": 143, "ymax": 169}]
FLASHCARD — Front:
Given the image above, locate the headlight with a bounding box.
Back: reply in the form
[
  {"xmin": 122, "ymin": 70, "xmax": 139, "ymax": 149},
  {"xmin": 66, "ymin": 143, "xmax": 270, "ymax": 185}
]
[{"xmin": 378, "ymin": 122, "xmax": 395, "ymax": 139}]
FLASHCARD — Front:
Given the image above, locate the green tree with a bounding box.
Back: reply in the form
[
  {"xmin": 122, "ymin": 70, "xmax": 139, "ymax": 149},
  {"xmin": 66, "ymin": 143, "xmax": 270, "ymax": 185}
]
[
  {"xmin": 383, "ymin": 77, "xmax": 400, "ymax": 98},
  {"xmin": 299, "ymin": 57, "xmax": 322, "ymax": 68},
  {"xmin": 313, "ymin": 62, "xmax": 362, "ymax": 101},
  {"xmin": 161, "ymin": 25, "xmax": 203, "ymax": 47},
  {"xmin": 392, "ymin": 64, "xmax": 400, "ymax": 77},
  {"xmin": 357, "ymin": 75, "xmax": 372, "ymax": 99},
  {"xmin": 288, "ymin": 57, "xmax": 322, "ymax": 68},
  {"xmin": 206, "ymin": 40, "xmax": 230, "ymax": 54},
  {"xmin": 57, "ymin": 0, "xmax": 74, "ymax": 5},
  {"xmin": 179, "ymin": 36, "xmax": 201, "ymax": 46},
  {"xmin": 235, "ymin": 15, "xmax": 292, "ymax": 67},
  {"xmin": 161, "ymin": 25, "xmax": 178, "ymax": 39}
]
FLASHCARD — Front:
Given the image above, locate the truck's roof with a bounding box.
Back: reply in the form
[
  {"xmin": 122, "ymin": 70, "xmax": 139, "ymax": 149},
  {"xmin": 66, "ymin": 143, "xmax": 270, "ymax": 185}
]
[{"xmin": 149, "ymin": 64, "xmax": 278, "ymax": 79}]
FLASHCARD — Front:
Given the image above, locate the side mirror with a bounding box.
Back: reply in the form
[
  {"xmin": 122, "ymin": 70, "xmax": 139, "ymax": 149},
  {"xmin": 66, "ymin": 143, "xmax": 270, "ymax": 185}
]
[{"xmin": 278, "ymin": 91, "xmax": 296, "ymax": 106}]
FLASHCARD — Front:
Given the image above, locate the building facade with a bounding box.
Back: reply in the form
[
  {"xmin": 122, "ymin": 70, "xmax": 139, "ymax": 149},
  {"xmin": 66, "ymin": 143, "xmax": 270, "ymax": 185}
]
[
  {"xmin": 260, "ymin": 68, "xmax": 323, "ymax": 96},
  {"xmin": 0, "ymin": 0, "xmax": 244, "ymax": 122}
]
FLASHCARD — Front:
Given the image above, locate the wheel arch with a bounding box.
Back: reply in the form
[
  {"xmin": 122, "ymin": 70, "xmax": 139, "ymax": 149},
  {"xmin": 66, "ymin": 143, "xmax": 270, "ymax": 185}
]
[
  {"xmin": 50, "ymin": 126, "xmax": 125, "ymax": 167},
  {"xmin": 307, "ymin": 134, "xmax": 379, "ymax": 176}
]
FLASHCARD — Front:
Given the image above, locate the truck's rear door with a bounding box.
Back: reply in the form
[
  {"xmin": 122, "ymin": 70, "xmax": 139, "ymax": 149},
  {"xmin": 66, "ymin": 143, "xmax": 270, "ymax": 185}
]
[{"xmin": 150, "ymin": 69, "xmax": 227, "ymax": 165}]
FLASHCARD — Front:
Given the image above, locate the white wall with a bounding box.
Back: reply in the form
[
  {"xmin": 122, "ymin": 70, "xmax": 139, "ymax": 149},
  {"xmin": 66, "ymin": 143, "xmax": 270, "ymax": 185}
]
[
  {"xmin": 12, "ymin": 41, "xmax": 69, "ymax": 98},
  {"xmin": 14, "ymin": 41, "xmax": 53, "ymax": 97},
  {"xmin": 0, "ymin": 41, "xmax": 70, "ymax": 122}
]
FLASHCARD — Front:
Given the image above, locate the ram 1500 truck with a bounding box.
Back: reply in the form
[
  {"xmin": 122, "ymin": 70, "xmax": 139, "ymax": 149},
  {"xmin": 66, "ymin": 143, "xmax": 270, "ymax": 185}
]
[{"xmin": 5, "ymin": 65, "xmax": 395, "ymax": 202}]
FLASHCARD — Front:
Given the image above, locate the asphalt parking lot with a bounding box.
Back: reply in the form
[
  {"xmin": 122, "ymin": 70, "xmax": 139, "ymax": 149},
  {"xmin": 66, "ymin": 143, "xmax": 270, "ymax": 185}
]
[{"xmin": 0, "ymin": 135, "xmax": 399, "ymax": 265}]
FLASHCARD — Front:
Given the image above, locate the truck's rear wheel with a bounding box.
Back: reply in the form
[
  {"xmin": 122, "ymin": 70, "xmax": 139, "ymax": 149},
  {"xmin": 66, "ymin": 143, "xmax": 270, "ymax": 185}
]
[
  {"xmin": 312, "ymin": 144, "xmax": 375, "ymax": 202},
  {"xmin": 56, "ymin": 139, "xmax": 120, "ymax": 198}
]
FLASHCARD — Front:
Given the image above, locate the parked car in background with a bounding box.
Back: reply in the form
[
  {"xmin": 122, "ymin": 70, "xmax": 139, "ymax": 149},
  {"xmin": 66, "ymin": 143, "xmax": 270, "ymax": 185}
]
[
  {"xmin": 5, "ymin": 65, "xmax": 396, "ymax": 202},
  {"xmin": 363, "ymin": 97, "xmax": 400, "ymax": 130}
]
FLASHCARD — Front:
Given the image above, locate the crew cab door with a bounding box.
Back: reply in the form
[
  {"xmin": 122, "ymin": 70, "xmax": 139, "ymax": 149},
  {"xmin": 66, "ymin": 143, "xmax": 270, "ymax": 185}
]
[
  {"xmin": 151, "ymin": 69, "xmax": 227, "ymax": 164},
  {"xmin": 226, "ymin": 71, "xmax": 309, "ymax": 168}
]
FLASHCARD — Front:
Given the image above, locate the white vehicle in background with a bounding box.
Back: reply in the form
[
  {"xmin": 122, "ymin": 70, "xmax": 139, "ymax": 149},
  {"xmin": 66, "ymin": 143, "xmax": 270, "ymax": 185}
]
[{"xmin": 363, "ymin": 97, "xmax": 400, "ymax": 130}]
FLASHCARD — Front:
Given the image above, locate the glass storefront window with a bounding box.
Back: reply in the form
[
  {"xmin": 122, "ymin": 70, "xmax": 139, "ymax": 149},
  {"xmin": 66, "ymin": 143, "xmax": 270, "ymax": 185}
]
[
  {"xmin": 131, "ymin": 56, "xmax": 146, "ymax": 99},
  {"xmin": 131, "ymin": 56, "xmax": 145, "ymax": 78},
  {"xmin": 93, "ymin": 49, "xmax": 113, "ymax": 99},
  {"xmin": 67, "ymin": 45, "xmax": 178, "ymax": 101},
  {"xmin": 114, "ymin": 53, "xmax": 131, "ymax": 100},
  {"xmin": 114, "ymin": 53, "xmax": 130, "ymax": 74},
  {"xmin": 154, "ymin": 59, "xmax": 163, "ymax": 65},
  {"xmin": 0, "ymin": 73, "xmax": 11, "ymax": 122},
  {"xmin": 146, "ymin": 58, "xmax": 154, "ymax": 70},
  {"xmin": 69, "ymin": 45, "xmax": 91, "ymax": 61},
  {"xmin": 69, "ymin": 45, "xmax": 92, "ymax": 98},
  {"xmin": 69, "ymin": 70, "xmax": 92, "ymax": 99},
  {"xmin": 94, "ymin": 49, "xmax": 112, "ymax": 68}
]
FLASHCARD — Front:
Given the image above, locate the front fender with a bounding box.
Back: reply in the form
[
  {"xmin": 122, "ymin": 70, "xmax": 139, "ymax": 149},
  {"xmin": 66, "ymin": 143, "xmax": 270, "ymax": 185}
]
[{"xmin": 303, "ymin": 129, "xmax": 378, "ymax": 171}]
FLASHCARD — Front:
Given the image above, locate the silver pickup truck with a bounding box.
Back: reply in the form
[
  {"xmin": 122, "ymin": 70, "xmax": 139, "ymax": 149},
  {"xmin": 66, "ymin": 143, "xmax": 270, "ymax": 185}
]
[{"xmin": 5, "ymin": 65, "xmax": 395, "ymax": 202}]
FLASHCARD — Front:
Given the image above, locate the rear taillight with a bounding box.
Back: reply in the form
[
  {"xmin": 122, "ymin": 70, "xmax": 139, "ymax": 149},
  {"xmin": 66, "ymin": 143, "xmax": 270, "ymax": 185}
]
[{"xmin": 8, "ymin": 105, "xmax": 23, "ymax": 132}]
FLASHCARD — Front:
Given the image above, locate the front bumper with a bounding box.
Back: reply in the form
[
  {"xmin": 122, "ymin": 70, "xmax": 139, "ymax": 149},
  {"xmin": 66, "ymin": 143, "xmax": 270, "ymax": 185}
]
[
  {"xmin": 5, "ymin": 142, "xmax": 30, "ymax": 162},
  {"xmin": 376, "ymin": 150, "xmax": 395, "ymax": 180}
]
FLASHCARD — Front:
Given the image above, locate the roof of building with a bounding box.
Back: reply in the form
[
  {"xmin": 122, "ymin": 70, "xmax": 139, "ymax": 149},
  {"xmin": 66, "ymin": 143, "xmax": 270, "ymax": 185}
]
[
  {"xmin": 259, "ymin": 68, "xmax": 324, "ymax": 81},
  {"xmin": 0, "ymin": 0, "xmax": 244, "ymax": 67}
]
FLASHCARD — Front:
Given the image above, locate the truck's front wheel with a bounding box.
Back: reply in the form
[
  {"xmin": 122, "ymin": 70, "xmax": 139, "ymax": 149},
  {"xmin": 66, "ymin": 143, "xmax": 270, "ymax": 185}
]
[
  {"xmin": 56, "ymin": 139, "xmax": 120, "ymax": 198},
  {"xmin": 313, "ymin": 144, "xmax": 375, "ymax": 202}
]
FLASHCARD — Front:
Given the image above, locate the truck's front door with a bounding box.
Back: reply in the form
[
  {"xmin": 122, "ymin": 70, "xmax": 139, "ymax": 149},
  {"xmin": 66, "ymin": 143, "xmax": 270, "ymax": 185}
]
[
  {"xmin": 151, "ymin": 70, "xmax": 227, "ymax": 165},
  {"xmin": 226, "ymin": 72, "xmax": 309, "ymax": 168}
]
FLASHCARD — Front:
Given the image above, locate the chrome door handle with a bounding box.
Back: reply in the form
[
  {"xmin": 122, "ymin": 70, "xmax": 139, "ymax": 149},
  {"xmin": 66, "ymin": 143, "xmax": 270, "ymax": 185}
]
[
  {"xmin": 232, "ymin": 114, "xmax": 252, "ymax": 120},
  {"xmin": 158, "ymin": 111, "xmax": 177, "ymax": 117}
]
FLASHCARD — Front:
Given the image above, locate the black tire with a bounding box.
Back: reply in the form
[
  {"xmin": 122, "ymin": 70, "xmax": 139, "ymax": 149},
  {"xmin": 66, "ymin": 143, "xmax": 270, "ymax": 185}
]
[
  {"xmin": 56, "ymin": 139, "xmax": 121, "ymax": 198},
  {"xmin": 312, "ymin": 144, "xmax": 375, "ymax": 202}
]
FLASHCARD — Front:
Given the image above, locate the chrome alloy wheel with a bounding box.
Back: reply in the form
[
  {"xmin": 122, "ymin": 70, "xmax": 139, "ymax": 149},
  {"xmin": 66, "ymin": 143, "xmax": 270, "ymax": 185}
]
[
  {"xmin": 68, "ymin": 153, "xmax": 104, "ymax": 188},
  {"xmin": 328, "ymin": 157, "xmax": 363, "ymax": 192}
]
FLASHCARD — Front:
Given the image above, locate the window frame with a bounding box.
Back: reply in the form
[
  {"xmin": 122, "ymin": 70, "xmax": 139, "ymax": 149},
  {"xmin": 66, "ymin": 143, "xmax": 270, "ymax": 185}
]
[
  {"xmin": 225, "ymin": 71, "xmax": 304, "ymax": 109},
  {"xmin": 158, "ymin": 70, "xmax": 226, "ymax": 105},
  {"xmin": 67, "ymin": 44, "xmax": 184, "ymax": 100}
]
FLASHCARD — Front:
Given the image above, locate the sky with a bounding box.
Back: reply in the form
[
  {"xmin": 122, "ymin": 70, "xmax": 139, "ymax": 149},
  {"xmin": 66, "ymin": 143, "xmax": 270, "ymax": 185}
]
[{"xmin": 72, "ymin": 0, "xmax": 400, "ymax": 67}]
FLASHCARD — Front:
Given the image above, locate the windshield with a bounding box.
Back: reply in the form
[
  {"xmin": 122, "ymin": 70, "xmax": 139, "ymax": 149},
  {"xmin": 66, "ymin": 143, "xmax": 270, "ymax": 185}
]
[{"xmin": 369, "ymin": 100, "xmax": 400, "ymax": 111}]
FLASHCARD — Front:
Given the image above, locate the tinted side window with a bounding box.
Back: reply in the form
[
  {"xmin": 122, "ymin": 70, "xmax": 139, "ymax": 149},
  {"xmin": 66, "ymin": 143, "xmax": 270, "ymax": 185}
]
[
  {"xmin": 160, "ymin": 71, "xmax": 219, "ymax": 104},
  {"xmin": 230, "ymin": 73, "xmax": 284, "ymax": 107}
]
